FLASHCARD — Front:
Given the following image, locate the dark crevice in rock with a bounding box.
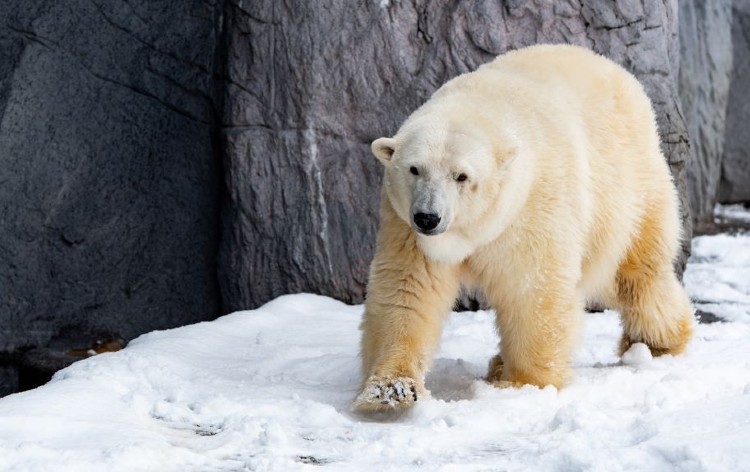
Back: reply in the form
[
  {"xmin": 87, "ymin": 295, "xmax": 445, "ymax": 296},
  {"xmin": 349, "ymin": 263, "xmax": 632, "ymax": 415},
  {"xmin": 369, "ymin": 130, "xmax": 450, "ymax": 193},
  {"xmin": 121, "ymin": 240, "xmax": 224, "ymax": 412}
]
[
  {"xmin": 211, "ymin": 0, "xmax": 229, "ymax": 318},
  {"xmin": 85, "ymin": 68, "xmax": 212, "ymax": 124}
]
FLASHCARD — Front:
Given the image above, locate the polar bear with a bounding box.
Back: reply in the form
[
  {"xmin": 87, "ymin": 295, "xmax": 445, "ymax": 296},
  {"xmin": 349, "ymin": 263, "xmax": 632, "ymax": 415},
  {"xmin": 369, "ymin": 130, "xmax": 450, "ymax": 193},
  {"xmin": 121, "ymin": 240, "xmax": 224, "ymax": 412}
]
[{"xmin": 354, "ymin": 44, "xmax": 694, "ymax": 411}]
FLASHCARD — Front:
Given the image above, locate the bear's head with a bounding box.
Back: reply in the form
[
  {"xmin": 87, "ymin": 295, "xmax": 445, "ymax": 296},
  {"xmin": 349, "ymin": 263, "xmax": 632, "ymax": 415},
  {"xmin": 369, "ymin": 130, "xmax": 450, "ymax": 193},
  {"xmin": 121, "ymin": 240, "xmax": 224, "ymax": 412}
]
[{"xmin": 371, "ymin": 112, "xmax": 524, "ymax": 263}]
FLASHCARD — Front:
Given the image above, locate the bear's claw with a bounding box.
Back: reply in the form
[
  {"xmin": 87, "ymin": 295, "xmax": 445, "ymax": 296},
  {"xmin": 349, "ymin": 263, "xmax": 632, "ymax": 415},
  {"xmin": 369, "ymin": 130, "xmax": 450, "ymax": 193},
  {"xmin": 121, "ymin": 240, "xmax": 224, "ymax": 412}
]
[{"xmin": 353, "ymin": 376, "xmax": 419, "ymax": 412}]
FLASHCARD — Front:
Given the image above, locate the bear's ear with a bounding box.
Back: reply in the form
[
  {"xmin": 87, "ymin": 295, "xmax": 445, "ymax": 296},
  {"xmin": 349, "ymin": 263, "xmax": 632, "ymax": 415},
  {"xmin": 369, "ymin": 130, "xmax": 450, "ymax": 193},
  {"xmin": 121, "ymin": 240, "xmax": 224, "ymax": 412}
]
[{"xmin": 372, "ymin": 137, "xmax": 397, "ymax": 166}]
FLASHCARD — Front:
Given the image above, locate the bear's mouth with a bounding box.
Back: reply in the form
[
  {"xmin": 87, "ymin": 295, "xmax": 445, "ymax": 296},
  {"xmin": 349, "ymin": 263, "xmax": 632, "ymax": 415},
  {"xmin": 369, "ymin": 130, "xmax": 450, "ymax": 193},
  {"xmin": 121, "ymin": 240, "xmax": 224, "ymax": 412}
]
[{"xmin": 414, "ymin": 227, "xmax": 443, "ymax": 236}]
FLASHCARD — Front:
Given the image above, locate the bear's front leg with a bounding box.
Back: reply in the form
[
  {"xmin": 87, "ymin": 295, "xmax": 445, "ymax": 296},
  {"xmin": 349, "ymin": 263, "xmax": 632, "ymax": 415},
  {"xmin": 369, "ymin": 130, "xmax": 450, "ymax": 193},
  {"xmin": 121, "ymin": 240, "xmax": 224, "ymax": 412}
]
[
  {"xmin": 488, "ymin": 280, "xmax": 583, "ymax": 389},
  {"xmin": 354, "ymin": 210, "xmax": 459, "ymax": 412}
]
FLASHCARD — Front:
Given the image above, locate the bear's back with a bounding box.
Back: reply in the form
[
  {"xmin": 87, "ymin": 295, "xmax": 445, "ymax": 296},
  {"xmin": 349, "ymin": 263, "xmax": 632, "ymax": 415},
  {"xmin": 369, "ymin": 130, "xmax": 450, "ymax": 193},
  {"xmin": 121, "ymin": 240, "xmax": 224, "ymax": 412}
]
[{"xmin": 484, "ymin": 45, "xmax": 640, "ymax": 99}]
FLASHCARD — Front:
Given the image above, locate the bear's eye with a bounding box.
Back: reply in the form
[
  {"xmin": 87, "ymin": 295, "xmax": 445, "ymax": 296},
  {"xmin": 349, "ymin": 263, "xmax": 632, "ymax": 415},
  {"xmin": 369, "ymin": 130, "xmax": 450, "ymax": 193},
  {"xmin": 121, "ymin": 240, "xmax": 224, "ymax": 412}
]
[
  {"xmin": 409, "ymin": 166, "xmax": 419, "ymax": 176},
  {"xmin": 456, "ymin": 173, "xmax": 468, "ymax": 183}
]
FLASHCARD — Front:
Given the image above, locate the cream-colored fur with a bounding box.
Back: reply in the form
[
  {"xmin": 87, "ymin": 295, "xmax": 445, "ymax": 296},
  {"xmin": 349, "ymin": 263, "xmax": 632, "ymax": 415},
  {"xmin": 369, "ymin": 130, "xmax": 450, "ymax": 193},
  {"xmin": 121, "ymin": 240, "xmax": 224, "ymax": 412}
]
[{"xmin": 354, "ymin": 44, "xmax": 694, "ymax": 412}]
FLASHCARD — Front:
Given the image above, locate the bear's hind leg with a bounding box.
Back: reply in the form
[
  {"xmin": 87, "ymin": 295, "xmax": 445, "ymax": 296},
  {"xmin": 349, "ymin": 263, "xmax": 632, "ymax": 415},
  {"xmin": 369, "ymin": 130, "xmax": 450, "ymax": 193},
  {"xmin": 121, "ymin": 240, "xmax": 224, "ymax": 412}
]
[
  {"xmin": 486, "ymin": 353, "xmax": 504, "ymax": 383},
  {"xmin": 616, "ymin": 268, "xmax": 693, "ymax": 357},
  {"xmin": 615, "ymin": 208, "xmax": 694, "ymax": 357}
]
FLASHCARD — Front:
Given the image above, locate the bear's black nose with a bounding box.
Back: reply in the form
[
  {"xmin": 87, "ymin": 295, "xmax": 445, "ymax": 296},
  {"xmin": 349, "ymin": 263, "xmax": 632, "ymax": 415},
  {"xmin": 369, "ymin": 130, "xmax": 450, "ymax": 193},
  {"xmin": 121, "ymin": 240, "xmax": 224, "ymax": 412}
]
[{"xmin": 413, "ymin": 213, "xmax": 441, "ymax": 232}]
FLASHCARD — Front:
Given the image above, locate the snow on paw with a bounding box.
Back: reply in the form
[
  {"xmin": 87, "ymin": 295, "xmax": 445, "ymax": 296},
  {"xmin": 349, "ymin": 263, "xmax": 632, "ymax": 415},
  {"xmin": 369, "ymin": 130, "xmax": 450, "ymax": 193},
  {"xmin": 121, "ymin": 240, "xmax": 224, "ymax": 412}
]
[{"xmin": 353, "ymin": 375, "xmax": 419, "ymax": 412}]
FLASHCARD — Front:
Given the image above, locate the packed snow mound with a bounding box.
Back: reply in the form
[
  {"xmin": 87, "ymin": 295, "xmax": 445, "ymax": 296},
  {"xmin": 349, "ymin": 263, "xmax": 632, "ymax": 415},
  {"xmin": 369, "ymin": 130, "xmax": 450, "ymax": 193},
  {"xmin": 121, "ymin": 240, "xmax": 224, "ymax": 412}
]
[{"xmin": 1, "ymin": 230, "xmax": 749, "ymax": 471}]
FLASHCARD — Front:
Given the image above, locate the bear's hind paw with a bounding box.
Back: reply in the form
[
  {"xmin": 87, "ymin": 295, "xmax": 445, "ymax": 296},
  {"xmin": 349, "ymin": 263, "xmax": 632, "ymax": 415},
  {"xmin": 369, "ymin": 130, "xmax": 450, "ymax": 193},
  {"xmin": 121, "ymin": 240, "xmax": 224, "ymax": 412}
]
[{"xmin": 353, "ymin": 376, "xmax": 420, "ymax": 412}]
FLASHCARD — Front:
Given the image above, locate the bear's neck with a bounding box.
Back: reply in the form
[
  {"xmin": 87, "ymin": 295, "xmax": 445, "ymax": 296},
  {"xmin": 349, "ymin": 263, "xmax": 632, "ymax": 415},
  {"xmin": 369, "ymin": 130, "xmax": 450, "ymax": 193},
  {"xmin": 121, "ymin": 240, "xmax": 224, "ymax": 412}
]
[{"xmin": 416, "ymin": 232, "xmax": 476, "ymax": 264}]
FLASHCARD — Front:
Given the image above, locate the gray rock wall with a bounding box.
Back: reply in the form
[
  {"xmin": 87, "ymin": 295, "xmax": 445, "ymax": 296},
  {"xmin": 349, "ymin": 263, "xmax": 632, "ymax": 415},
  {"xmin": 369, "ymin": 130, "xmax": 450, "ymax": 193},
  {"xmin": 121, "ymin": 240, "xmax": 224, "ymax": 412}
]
[
  {"xmin": 0, "ymin": 1, "xmax": 223, "ymax": 353},
  {"xmin": 719, "ymin": 0, "xmax": 750, "ymax": 203},
  {"xmin": 218, "ymin": 0, "xmax": 694, "ymax": 312},
  {"xmin": 1, "ymin": 0, "xmax": 698, "ymax": 393},
  {"xmin": 679, "ymin": 0, "xmax": 734, "ymax": 228}
]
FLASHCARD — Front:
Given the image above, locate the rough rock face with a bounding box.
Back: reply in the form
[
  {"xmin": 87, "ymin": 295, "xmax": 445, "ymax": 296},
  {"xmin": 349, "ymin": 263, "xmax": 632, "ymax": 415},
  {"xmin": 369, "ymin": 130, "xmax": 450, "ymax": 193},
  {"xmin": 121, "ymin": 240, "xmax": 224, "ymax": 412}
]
[
  {"xmin": 0, "ymin": 1, "xmax": 222, "ymax": 353},
  {"xmin": 679, "ymin": 0, "xmax": 734, "ymax": 228},
  {"xmin": 719, "ymin": 0, "xmax": 750, "ymax": 203},
  {"xmin": 1, "ymin": 0, "xmax": 697, "ymax": 393},
  {"xmin": 218, "ymin": 0, "xmax": 693, "ymax": 311}
]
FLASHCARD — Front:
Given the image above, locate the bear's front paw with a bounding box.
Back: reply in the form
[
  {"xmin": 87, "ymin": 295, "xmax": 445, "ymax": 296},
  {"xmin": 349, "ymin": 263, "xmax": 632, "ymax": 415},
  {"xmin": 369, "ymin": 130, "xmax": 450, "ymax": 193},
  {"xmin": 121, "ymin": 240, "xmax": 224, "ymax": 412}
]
[{"xmin": 352, "ymin": 375, "xmax": 420, "ymax": 412}]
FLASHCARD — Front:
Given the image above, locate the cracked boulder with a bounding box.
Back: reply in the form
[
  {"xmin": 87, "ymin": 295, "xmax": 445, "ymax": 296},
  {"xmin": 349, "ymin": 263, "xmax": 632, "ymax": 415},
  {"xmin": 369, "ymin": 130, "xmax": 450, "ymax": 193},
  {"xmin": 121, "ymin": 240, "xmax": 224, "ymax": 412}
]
[
  {"xmin": 0, "ymin": 0, "xmax": 222, "ymax": 354},
  {"xmin": 219, "ymin": 0, "xmax": 693, "ymax": 311},
  {"xmin": 719, "ymin": 0, "xmax": 750, "ymax": 204},
  {"xmin": 679, "ymin": 0, "xmax": 734, "ymax": 228}
]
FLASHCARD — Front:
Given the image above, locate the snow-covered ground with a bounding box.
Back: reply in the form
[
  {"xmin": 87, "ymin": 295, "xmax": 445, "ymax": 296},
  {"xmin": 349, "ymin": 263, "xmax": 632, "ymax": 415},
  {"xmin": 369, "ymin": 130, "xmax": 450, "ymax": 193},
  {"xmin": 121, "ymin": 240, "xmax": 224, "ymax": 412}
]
[{"xmin": 1, "ymin": 209, "xmax": 749, "ymax": 471}]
